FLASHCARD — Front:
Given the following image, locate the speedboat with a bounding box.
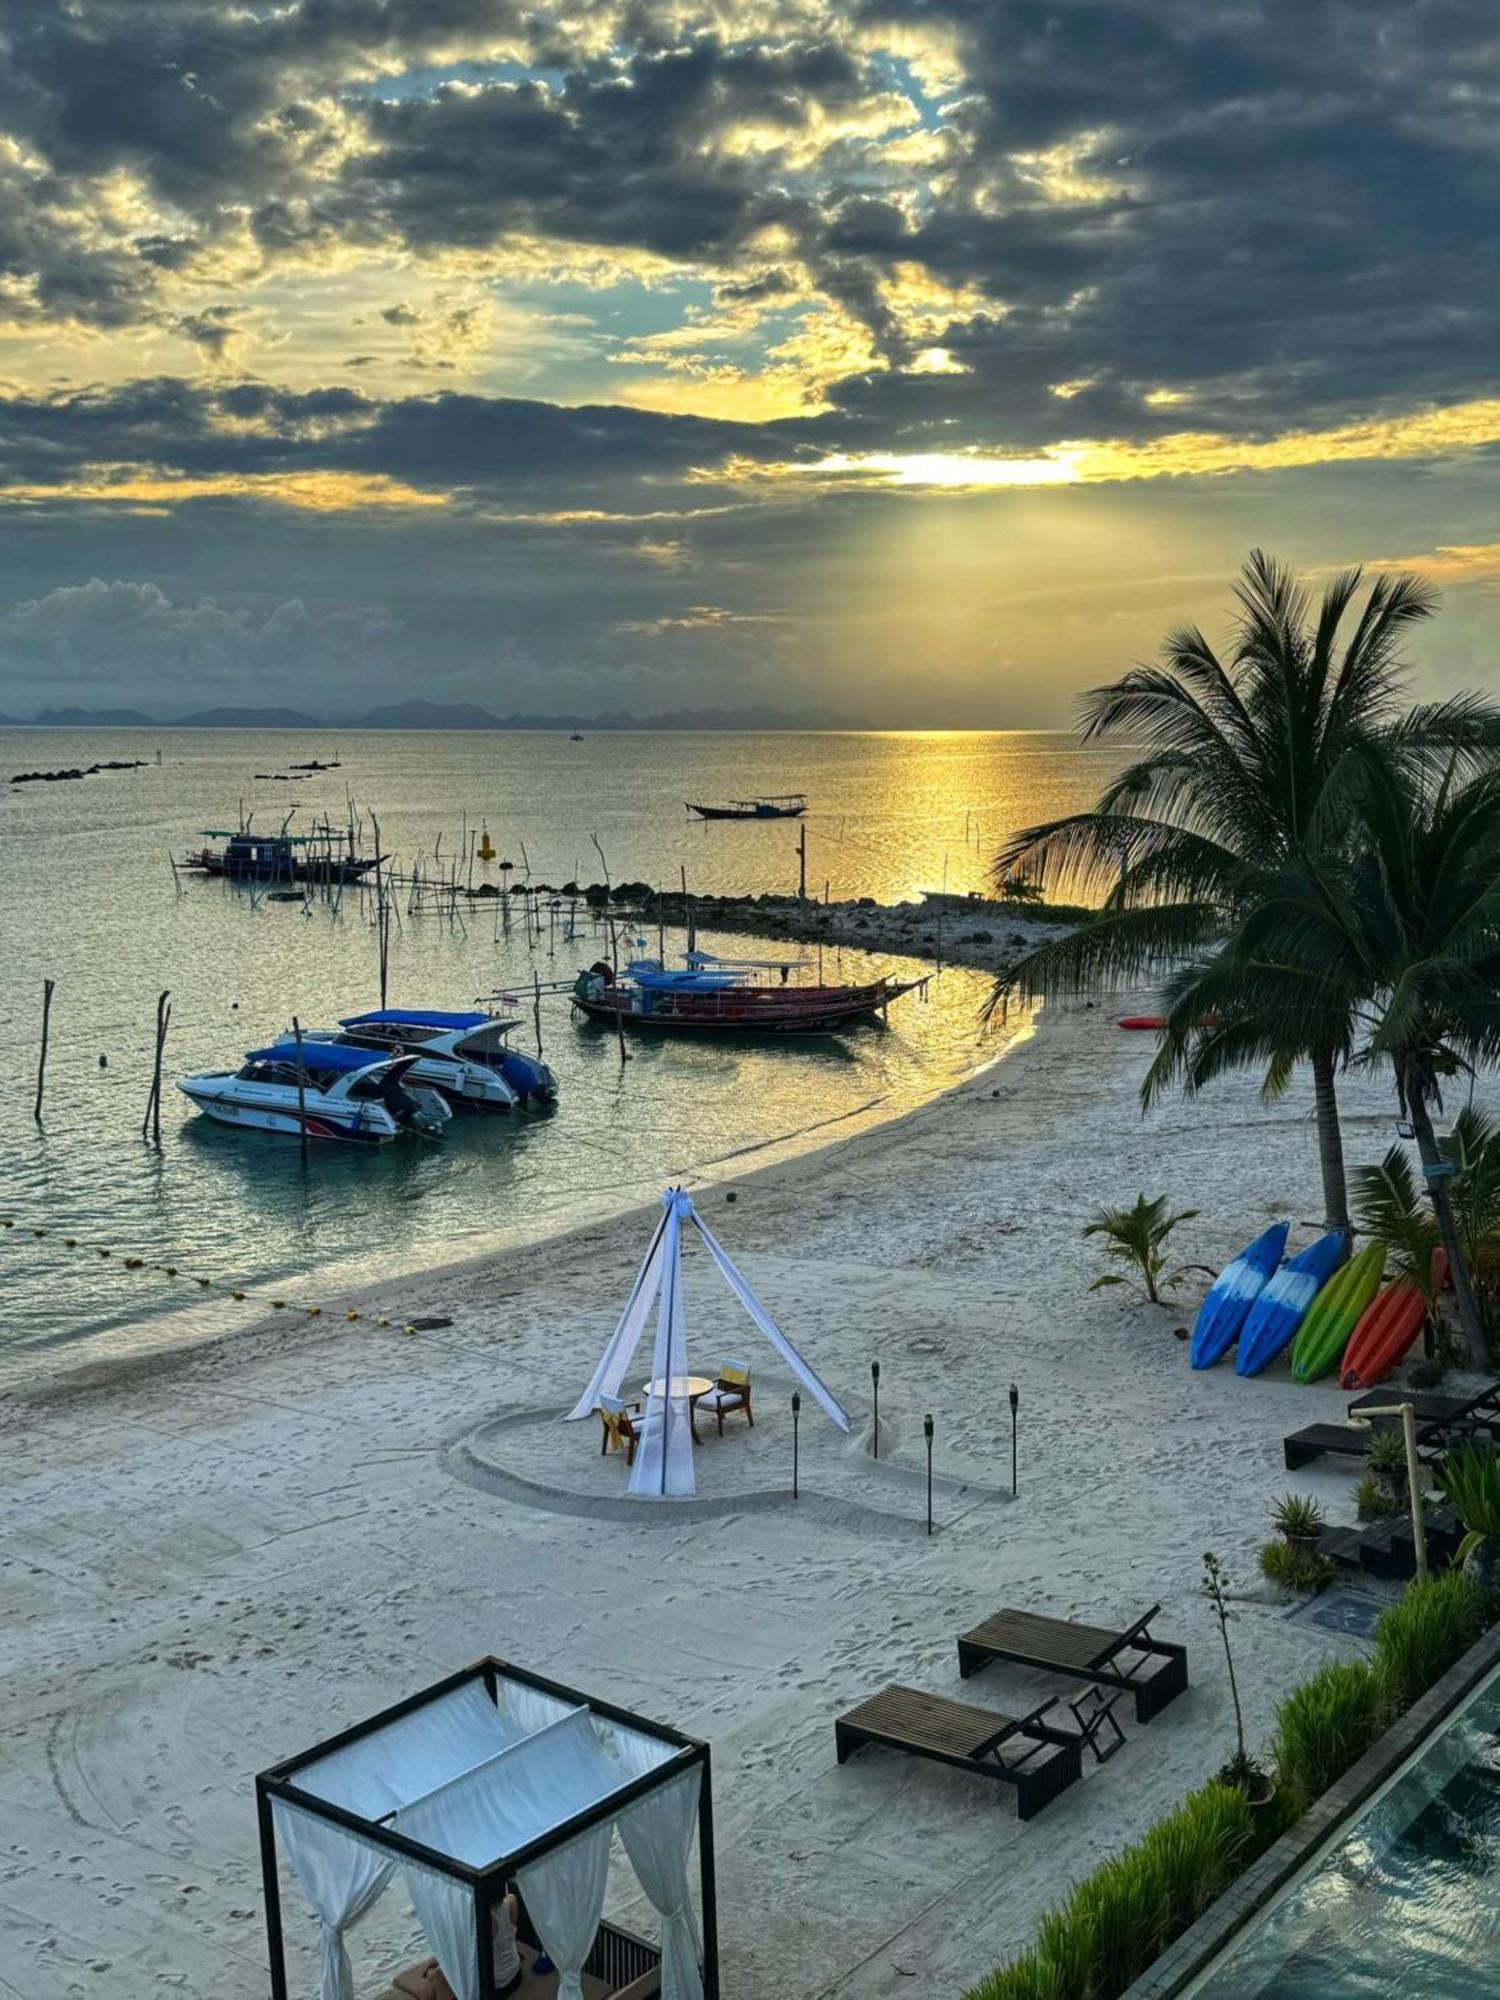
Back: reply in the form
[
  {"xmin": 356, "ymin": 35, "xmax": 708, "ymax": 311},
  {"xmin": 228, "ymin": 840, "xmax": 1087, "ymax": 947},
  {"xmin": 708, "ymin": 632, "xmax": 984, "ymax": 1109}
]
[
  {"xmin": 302, "ymin": 1008, "xmax": 558, "ymax": 1109},
  {"xmin": 177, "ymin": 1043, "xmax": 451, "ymax": 1142}
]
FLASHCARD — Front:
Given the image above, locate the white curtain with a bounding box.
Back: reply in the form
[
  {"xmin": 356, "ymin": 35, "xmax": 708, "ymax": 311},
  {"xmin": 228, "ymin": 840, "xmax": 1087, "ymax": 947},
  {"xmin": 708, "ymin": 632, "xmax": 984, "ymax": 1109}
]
[
  {"xmin": 272, "ymin": 1798, "xmax": 394, "ymax": 2000},
  {"xmin": 629, "ymin": 1198, "xmax": 696, "ymax": 1499},
  {"xmin": 516, "ymin": 1821, "xmax": 613, "ymax": 2000},
  {"xmin": 564, "ymin": 1200, "xmax": 672, "ymax": 1420},
  {"xmin": 402, "ymin": 1856, "xmax": 479, "ymax": 2000},
  {"xmin": 691, "ymin": 1210, "xmax": 850, "ymax": 1430},
  {"xmin": 615, "ymin": 1766, "xmax": 704, "ymax": 2000}
]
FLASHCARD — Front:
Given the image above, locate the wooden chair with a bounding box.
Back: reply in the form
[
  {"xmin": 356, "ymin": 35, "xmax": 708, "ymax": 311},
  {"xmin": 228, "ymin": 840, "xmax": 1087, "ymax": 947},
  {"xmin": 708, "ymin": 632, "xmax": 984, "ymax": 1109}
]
[
  {"xmin": 698, "ymin": 1363, "xmax": 753, "ymax": 1435},
  {"xmin": 835, "ymin": 1685, "xmax": 1082, "ymax": 1820},
  {"xmin": 596, "ymin": 1395, "xmax": 642, "ymax": 1466}
]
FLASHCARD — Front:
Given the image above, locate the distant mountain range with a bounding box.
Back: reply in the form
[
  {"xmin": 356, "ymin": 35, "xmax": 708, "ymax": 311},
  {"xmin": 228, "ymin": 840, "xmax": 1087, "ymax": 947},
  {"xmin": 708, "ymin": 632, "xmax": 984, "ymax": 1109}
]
[{"xmin": 4, "ymin": 698, "xmax": 867, "ymax": 732}]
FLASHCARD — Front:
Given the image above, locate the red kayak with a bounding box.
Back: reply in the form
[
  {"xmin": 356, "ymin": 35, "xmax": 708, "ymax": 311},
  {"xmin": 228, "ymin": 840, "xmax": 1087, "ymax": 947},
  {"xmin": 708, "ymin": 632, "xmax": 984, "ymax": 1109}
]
[
  {"xmin": 1339, "ymin": 1250, "xmax": 1448, "ymax": 1390},
  {"xmin": 1117, "ymin": 1014, "xmax": 1219, "ymax": 1032}
]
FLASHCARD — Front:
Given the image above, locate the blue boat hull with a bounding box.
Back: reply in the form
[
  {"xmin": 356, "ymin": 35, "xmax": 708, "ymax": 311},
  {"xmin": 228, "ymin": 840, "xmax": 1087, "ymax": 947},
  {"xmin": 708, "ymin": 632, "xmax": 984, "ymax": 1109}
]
[
  {"xmin": 1190, "ymin": 1222, "xmax": 1290, "ymax": 1369},
  {"xmin": 1235, "ymin": 1232, "xmax": 1347, "ymax": 1376}
]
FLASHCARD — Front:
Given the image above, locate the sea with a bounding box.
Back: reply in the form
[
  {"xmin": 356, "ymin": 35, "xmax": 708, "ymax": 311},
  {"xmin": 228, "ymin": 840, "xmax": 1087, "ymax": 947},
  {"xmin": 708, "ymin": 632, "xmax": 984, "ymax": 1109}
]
[{"xmin": 0, "ymin": 727, "xmax": 1116, "ymax": 1361}]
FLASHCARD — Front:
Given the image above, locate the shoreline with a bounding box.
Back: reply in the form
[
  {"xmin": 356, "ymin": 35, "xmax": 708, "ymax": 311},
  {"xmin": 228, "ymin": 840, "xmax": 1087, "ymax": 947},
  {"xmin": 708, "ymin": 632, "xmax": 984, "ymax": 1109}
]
[
  {"xmin": 1, "ymin": 924, "xmax": 1027, "ymax": 1405},
  {"xmin": 3, "ymin": 982, "xmax": 1471, "ymax": 2000}
]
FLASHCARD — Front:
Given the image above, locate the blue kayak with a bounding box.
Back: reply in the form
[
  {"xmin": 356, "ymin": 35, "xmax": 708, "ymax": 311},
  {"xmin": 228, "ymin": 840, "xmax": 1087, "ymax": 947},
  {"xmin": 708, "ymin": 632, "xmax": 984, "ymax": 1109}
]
[
  {"xmin": 1189, "ymin": 1222, "xmax": 1290, "ymax": 1369},
  {"xmin": 1235, "ymin": 1232, "xmax": 1347, "ymax": 1377}
]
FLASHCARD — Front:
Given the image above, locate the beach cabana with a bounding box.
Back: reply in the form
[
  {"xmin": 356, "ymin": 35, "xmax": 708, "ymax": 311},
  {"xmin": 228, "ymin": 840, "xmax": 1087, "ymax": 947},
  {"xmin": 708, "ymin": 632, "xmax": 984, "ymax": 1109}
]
[
  {"xmin": 256, "ymin": 1658, "xmax": 717, "ymax": 2000},
  {"xmin": 566, "ymin": 1187, "xmax": 850, "ymax": 1498}
]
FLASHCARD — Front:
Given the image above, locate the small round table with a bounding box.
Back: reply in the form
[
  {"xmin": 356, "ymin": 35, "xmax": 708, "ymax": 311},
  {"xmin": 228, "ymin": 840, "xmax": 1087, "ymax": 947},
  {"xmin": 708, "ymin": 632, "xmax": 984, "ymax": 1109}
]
[{"xmin": 641, "ymin": 1375, "xmax": 715, "ymax": 1444}]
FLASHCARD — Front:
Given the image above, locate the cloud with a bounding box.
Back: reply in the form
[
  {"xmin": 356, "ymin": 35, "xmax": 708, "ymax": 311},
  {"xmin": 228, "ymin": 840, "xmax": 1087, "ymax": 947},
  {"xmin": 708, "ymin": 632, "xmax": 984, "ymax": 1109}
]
[{"xmin": 0, "ymin": 576, "xmax": 401, "ymax": 697}]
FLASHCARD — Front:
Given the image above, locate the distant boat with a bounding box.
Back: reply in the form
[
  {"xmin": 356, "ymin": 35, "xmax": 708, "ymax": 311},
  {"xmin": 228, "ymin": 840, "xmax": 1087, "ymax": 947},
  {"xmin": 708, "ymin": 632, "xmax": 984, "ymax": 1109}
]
[
  {"xmin": 177, "ymin": 1044, "xmax": 450, "ymax": 1142},
  {"xmin": 181, "ymin": 829, "xmax": 378, "ymax": 884},
  {"xmin": 571, "ymin": 952, "xmax": 923, "ymax": 1036},
  {"xmin": 686, "ymin": 794, "xmax": 806, "ymax": 820},
  {"xmin": 570, "ymin": 731, "xmax": 585, "ymax": 741},
  {"xmin": 300, "ymin": 1008, "xmax": 558, "ymax": 1109}
]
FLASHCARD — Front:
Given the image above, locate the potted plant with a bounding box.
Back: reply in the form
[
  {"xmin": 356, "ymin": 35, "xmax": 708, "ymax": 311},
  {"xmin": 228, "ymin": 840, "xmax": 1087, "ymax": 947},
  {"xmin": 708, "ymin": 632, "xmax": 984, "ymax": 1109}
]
[
  {"xmin": 1271, "ymin": 1493, "xmax": 1325, "ymax": 1556},
  {"xmin": 1203, "ymin": 1552, "xmax": 1275, "ymax": 1804},
  {"xmin": 1435, "ymin": 1444, "xmax": 1500, "ymax": 1592}
]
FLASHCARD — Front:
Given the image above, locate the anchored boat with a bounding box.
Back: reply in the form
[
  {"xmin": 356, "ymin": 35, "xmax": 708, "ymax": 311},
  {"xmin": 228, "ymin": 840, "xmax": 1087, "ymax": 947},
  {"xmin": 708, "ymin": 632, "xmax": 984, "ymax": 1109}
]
[
  {"xmin": 181, "ymin": 828, "xmax": 379, "ymax": 885},
  {"xmin": 572, "ymin": 952, "xmax": 924, "ymax": 1036},
  {"xmin": 686, "ymin": 794, "xmax": 807, "ymax": 820},
  {"xmin": 177, "ymin": 1043, "xmax": 451, "ymax": 1142},
  {"xmin": 302, "ymin": 1008, "xmax": 558, "ymax": 1109}
]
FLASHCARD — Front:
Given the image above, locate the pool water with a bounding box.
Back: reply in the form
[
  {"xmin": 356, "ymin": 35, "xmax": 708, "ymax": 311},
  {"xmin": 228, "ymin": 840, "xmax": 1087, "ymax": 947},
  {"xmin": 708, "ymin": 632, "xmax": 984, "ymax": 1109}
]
[{"xmin": 1189, "ymin": 1669, "xmax": 1500, "ymax": 1997}]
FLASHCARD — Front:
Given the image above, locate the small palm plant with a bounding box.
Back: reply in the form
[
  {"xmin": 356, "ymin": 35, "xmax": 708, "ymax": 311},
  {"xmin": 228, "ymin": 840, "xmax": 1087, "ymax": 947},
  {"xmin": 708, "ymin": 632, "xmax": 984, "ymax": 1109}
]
[
  {"xmin": 1083, "ymin": 1193, "xmax": 1199, "ymax": 1304},
  {"xmin": 1435, "ymin": 1444, "xmax": 1500, "ymax": 1586}
]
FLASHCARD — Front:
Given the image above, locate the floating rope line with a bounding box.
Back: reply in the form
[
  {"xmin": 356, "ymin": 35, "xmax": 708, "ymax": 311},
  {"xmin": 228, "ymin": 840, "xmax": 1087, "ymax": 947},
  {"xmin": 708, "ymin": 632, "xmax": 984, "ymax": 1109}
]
[{"xmin": 0, "ymin": 1216, "xmax": 428, "ymax": 1333}]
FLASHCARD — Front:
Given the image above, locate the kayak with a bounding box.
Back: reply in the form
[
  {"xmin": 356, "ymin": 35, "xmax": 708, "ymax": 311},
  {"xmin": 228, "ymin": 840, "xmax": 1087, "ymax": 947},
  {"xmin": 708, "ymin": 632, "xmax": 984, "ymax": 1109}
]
[
  {"xmin": 1189, "ymin": 1222, "xmax": 1290, "ymax": 1369},
  {"xmin": 1290, "ymin": 1241, "xmax": 1386, "ymax": 1382},
  {"xmin": 1235, "ymin": 1232, "xmax": 1347, "ymax": 1377},
  {"xmin": 1340, "ymin": 1250, "xmax": 1449, "ymax": 1390},
  {"xmin": 1118, "ymin": 1016, "xmax": 1166, "ymax": 1030}
]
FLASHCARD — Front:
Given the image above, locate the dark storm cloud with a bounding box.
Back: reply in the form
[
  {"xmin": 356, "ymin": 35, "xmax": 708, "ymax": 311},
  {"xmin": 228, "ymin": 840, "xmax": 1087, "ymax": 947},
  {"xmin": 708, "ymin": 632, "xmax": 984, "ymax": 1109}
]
[{"xmin": 0, "ymin": 376, "xmax": 846, "ymax": 500}]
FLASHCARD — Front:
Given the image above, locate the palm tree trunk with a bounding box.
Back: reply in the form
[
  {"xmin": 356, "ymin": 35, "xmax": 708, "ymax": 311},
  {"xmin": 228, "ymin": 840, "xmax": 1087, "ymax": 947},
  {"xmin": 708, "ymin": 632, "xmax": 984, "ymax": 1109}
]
[
  {"xmin": 1311, "ymin": 1049, "xmax": 1350, "ymax": 1244},
  {"xmin": 1409, "ymin": 1095, "xmax": 1488, "ymax": 1370}
]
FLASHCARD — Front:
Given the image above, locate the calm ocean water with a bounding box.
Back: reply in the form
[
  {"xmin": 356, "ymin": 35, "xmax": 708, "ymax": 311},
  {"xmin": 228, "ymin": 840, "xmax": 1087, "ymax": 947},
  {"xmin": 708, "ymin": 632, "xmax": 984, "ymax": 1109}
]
[{"xmin": 0, "ymin": 727, "xmax": 1113, "ymax": 1358}]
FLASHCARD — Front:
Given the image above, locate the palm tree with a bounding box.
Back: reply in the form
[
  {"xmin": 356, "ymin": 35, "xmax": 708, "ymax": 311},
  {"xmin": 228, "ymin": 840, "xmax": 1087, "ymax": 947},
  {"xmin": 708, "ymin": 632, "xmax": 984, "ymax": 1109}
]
[
  {"xmin": 990, "ymin": 550, "xmax": 1465, "ymax": 1234},
  {"xmin": 1163, "ymin": 750, "xmax": 1500, "ymax": 1364}
]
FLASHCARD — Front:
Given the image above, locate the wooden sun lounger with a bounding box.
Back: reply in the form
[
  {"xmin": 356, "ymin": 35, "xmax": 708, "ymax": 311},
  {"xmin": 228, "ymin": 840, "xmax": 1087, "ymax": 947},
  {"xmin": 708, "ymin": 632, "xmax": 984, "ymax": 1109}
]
[
  {"xmin": 1286, "ymin": 1384, "xmax": 1500, "ymax": 1471},
  {"xmin": 834, "ymin": 1685, "xmax": 1082, "ymax": 1820},
  {"xmin": 956, "ymin": 1605, "xmax": 1188, "ymax": 1723}
]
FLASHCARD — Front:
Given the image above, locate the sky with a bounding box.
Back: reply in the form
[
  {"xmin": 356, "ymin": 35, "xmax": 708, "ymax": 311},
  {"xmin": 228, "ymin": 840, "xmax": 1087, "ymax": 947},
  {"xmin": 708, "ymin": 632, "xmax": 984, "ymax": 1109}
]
[{"xmin": 2, "ymin": 0, "xmax": 1500, "ymax": 724}]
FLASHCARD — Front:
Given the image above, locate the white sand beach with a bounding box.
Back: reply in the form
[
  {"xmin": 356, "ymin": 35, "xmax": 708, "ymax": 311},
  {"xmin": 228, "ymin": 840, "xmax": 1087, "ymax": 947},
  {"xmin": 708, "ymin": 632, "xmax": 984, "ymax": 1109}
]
[{"xmin": 1, "ymin": 995, "xmax": 1481, "ymax": 2000}]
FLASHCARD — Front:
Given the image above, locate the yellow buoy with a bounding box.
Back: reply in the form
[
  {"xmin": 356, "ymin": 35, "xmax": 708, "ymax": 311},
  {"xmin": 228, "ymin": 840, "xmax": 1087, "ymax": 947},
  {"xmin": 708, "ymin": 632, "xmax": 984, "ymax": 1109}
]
[{"xmin": 478, "ymin": 826, "xmax": 496, "ymax": 861}]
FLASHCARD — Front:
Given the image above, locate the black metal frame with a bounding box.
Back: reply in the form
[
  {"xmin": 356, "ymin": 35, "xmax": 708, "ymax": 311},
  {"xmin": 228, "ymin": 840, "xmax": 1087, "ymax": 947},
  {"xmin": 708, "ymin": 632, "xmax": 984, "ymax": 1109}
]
[{"xmin": 256, "ymin": 1657, "xmax": 718, "ymax": 2000}]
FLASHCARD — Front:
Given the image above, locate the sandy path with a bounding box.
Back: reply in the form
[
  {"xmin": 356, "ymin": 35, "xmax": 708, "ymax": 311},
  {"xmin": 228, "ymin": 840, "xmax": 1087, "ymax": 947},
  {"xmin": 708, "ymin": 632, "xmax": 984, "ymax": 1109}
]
[{"xmin": 0, "ymin": 997, "xmax": 1472, "ymax": 2000}]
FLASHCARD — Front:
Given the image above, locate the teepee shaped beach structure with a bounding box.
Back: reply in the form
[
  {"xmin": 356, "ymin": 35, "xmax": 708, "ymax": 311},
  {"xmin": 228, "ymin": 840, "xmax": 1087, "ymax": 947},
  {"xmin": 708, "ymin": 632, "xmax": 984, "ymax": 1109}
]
[{"xmin": 567, "ymin": 1188, "xmax": 850, "ymax": 1498}]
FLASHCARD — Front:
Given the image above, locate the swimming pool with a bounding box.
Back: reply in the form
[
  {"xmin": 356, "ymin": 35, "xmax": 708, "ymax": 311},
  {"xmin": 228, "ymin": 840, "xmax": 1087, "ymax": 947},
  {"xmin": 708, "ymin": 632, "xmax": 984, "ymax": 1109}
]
[{"xmin": 1187, "ymin": 1665, "xmax": 1500, "ymax": 1997}]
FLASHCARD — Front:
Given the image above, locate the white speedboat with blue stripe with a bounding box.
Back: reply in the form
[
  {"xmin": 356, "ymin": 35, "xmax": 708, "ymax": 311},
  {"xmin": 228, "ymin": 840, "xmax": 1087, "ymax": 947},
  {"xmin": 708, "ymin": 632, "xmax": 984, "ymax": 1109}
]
[
  {"xmin": 301, "ymin": 1009, "xmax": 558, "ymax": 1110},
  {"xmin": 177, "ymin": 1043, "xmax": 452, "ymax": 1143}
]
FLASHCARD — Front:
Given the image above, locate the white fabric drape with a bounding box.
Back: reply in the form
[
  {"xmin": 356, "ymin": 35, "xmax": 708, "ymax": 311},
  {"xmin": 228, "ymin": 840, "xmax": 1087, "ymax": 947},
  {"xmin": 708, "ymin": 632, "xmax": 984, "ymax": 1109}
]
[
  {"xmin": 691, "ymin": 1211, "xmax": 850, "ymax": 1430},
  {"xmin": 564, "ymin": 1201, "xmax": 672, "ymax": 1420},
  {"xmin": 293, "ymin": 1679, "xmax": 515, "ymax": 1816},
  {"xmin": 273, "ymin": 1798, "xmax": 395, "ymax": 2000},
  {"xmin": 402, "ymin": 1856, "xmax": 480, "ymax": 2000},
  {"xmin": 615, "ymin": 1765, "xmax": 703, "ymax": 2000},
  {"xmin": 629, "ymin": 1197, "xmax": 696, "ymax": 1498},
  {"xmin": 517, "ymin": 1821, "xmax": 613, "ymax": 2000}
]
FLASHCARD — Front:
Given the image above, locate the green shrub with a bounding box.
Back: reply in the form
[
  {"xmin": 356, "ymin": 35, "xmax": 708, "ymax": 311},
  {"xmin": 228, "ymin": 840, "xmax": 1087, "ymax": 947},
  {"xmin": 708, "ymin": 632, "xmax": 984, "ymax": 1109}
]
[
  {"xmin": 1271, "ymin": 1493, "xmax": 1325, "ymax": 1540},
  {"xmin": 1435, "ymin": 1443, "xmax": 1500, "ymax": 1562},
  {"xmin": 1367, "ymin": 1426, "xmax": 1410, "ymax": 1483},
  {"xmin": 1258, "ymin": 1538, "xmax": 1335, "ymax": 1593},
  {"xmin": 962, "ymin": 1782, "xmax": 1254, "ymax": 2000},
  {"xmin": 1373, "ymin": 1571, "xmax": 1492, "ymax": 1710},
  {"xmin": 1355, "ymin": 1471, "xmax": 1406, "ymax": 1520},
  {"xmin": 1272, "ymin": 1661, "xmax": 1386, "ymax": 1809}
]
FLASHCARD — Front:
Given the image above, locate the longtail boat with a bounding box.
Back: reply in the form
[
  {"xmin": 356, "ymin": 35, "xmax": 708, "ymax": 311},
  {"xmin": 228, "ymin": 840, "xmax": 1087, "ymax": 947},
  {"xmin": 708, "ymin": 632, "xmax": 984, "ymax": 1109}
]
[{"xmin": 571, "ymin": 952, "xmax": 924, "ymax": 1036}]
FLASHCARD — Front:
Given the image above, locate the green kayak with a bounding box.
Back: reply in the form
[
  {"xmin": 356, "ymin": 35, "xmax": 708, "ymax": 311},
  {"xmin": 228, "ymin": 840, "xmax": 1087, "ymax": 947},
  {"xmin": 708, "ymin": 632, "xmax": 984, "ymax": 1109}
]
[{"xmin": 1290, "ymin": 1241, "xmax": 1386, "ymax": 1382}]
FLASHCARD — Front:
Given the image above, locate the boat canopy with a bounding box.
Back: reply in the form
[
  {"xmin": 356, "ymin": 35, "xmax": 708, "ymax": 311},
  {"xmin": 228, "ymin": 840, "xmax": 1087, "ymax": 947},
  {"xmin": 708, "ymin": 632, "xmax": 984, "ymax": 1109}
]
[
  {"xmin": 684, "ymin": 950, "xmax": 811, "ymax": 972},
  {"xmin": 342, "ymin": 1008, "xmax": 490, "ymax": 1030},
  {"xmin": 249, "ymin": 1040, "xmax": 392, "ymax": 1073}
]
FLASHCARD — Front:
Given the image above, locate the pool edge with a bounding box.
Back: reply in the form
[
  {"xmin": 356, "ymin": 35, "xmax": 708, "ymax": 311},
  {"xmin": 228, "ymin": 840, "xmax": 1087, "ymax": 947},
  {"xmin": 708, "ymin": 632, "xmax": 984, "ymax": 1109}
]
[{"xmin": 1121, "ymin": 1615, "xmax": 1500, "ymax": 1999}]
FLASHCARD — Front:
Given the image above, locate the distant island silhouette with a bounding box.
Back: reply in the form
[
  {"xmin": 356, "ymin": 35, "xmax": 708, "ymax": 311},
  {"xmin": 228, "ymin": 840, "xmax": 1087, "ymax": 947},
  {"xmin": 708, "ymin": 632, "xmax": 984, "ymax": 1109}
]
[{"xmin": 3, "ymin": 698, "xmax": 869, "ymax": 732}]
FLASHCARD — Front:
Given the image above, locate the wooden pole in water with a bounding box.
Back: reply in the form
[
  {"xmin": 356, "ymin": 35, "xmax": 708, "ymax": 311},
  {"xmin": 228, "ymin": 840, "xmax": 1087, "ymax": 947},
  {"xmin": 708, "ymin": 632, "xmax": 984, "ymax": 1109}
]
[
  {"xmin": 292, "ymin": 1015, "xmax": 309, "ymax": 1164},
  {"xmin": 34, "ymin": 978, "xmax": 53, "ymax": 1125},
  {"xmin": 142, "ymin": 989, "xmax": 170, "ymax": 1143},
  {"xmin": 370, "ymin": 813, "xmax": 390, "ymax": 1008},
  {"xmin": 533, "ymin": 971, "xmax": 544, "ymax": 1058},
  {"xmin": 797, "ymin": 821, "xmax": 807, "ymax": 901}
]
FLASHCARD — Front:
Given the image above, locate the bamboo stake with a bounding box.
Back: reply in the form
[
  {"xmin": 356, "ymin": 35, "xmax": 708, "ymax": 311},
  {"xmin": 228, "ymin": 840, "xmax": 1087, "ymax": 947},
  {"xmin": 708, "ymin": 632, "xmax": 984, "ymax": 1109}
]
[
  {"xmin": 142, "ymin": 989, "xmax": 170, "ymax": 1143},
  {"xmin": 292, "ymin": 1015, "xmax": 309, "ymax": 1164},
  {"xmin": 533, "ymin": 971, "xmax": 544, "ymax": 1057},
  {"xmin": 34, "ymin": 978, "xmax": 54, "ymax": 1125}
]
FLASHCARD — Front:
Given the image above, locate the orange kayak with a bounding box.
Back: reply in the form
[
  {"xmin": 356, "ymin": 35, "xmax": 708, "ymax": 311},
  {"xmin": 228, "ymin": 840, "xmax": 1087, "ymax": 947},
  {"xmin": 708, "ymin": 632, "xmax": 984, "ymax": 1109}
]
[{"xmin": 1339, "ymin": 1250, "xmax": 1448, "ymax": 1390}]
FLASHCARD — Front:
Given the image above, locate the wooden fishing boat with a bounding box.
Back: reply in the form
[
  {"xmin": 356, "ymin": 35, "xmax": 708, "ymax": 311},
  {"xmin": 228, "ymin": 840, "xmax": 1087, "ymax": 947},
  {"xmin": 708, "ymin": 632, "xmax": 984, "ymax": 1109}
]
[
  {"xmin": 686, "ymin": 795, "xmax": 807, "ymax": 820},
  {"xmin": 181, "ymin": 828, "xmax": 379, "ymax": 885},
  {"xmin": 572, "ymin": 954, "xmax": 924, "ymax": 1035}
]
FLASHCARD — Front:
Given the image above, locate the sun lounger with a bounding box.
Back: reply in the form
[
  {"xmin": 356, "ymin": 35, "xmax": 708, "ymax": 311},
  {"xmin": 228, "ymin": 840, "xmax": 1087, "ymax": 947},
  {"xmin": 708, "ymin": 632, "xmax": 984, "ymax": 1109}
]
[
  {"xmin": 956, "ymin": 1604, "xmax": 1188, "ymax": 1723},
  {"xmin": 1287, "ymin": 1385, "xmax": 1500, "ymax": 1471},
  {"xmin": 834, "ymin": 1685, "xmax": 1082, "ymax": 1819}
]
